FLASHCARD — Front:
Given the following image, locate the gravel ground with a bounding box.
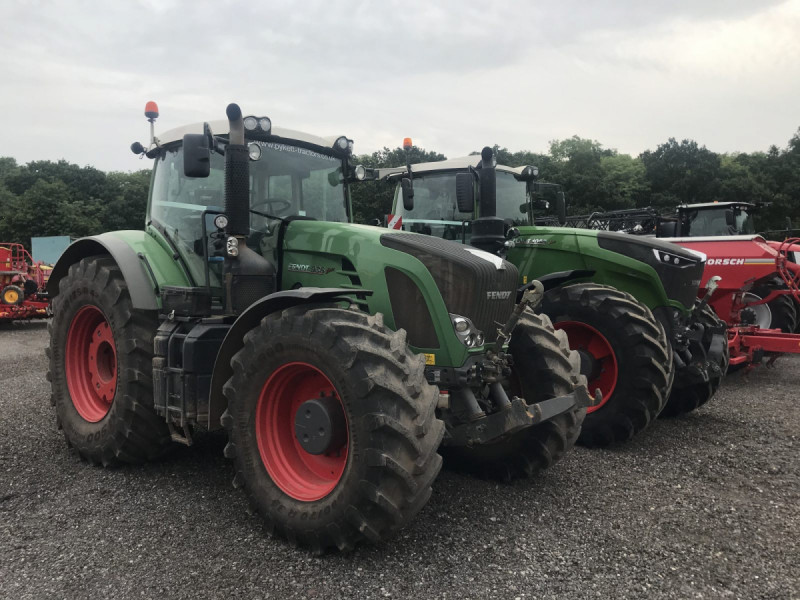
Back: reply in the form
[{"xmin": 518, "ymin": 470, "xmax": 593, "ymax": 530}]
[{"xmin": 1, "ymin": 321, "xmax": 798, "ymax": 600}]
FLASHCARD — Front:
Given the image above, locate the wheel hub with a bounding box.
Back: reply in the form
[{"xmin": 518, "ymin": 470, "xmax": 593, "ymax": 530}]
[
  {"xmin": 294, "ymin": 394, "xmax": 347, "ymax": 455},
  {"xmin": 256, "ymin": 362, "xmax": 349, "ymax": 502},
  {"xmin": 87, "ymin": 321, "xmax": 117, "ymax": 404},
  {"xmin": 65, "ymin": 305, "xmax": 118, "ymax": 422},
  {"xmin": 554, "ymin": 320, "xmax": 618, "ymax": 413}
]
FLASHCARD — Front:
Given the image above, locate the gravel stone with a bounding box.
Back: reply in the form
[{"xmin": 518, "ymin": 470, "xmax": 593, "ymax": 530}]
[{"xmin": 1, "ymin": 322, "xmax": 797, "ymax": 599}]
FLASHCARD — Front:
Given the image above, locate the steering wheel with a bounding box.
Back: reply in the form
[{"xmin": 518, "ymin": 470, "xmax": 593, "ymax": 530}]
[{"xmin": 252, "ymin": 199, "xmax": 292, "ymax": 214}]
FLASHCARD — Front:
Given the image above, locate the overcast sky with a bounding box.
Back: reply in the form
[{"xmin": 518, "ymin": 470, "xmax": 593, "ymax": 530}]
[{"xmin": 1, "ymin": 0, "xmax": 799, "ymax": 172}]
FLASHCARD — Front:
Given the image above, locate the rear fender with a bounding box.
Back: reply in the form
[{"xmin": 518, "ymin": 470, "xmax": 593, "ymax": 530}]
[
  {"xmin": 46, "ymin": 231, "xmax": 190, "ymax": 310},
  {"xmin": 207, "ymin": 288, "xmax": 371, "ymax": 430}
]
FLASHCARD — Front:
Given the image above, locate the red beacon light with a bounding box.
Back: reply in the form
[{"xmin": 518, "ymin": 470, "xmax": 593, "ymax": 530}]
[
  {"xmin": 144, "ymin": 101, "xmax": 159, "ymax": 121},
  {"xmin": 403, "ymin": 137, "xmax": 413, "ymax": 150}
]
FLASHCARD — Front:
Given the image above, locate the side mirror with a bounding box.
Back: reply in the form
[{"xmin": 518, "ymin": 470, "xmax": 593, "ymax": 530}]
[
  {"xmin": 183, "ymin": 133, "xmax": 211, "ymax": 178},
  {"xmin": 455, "ymin": 173, "xmax": 475, "ymax": 213},
  {"xmin": 657, "ymin": 220, "xmax": 677, "ymax": 237},
  {"xmin": 401, "ymin": 178, "xmax": 414, "ymax": 211},
  {"xmin": 556, "ymin": 192, "xmax": 567, "ymax": 226}
]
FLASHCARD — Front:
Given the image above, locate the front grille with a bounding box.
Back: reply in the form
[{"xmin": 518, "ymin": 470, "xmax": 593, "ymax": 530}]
[
  {"xmin": 385, "ymin": 267, "xmax": 439, "ymax": 348},
  {"xmin": 381, "ymin": 233, "xmax": 518, "ymax": 343}
]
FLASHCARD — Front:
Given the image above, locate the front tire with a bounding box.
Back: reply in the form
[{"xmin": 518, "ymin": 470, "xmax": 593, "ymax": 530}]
[
  {"xmin": 47, "ymin": 256, "xmax": 171, "ymax": 466},
  {"xmin": 442, "ymin": 312, "xmax": 586, "ymax": 481},
  {"xmin": 222, "ymin": 306, "xmax": 444, "ymax": 552},
  {"xmin": 540, "ymin": 283, "xmax": 673, "ymax": 447}
]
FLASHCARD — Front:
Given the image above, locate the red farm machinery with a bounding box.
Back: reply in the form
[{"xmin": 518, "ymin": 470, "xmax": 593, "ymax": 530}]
[
  {"xmin": 669, "ymin": 235, "xmax": 800, "ymax": 370},
  {"xmin": 0, "ymin": 243, "xmax": 51, "ymax": 322}
]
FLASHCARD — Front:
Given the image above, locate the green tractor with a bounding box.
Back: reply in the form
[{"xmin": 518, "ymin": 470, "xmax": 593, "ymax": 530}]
[
  {"xmin": 366, "ymin": 149, "xmax": 728, "ymax": 447},
  {"xmin": 46, "ymin": 104, "xmax": 591, "ymax": 552}
]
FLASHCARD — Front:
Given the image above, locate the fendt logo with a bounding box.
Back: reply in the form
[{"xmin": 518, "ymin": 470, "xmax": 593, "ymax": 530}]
[
  {"xmin": 707, "ymin": 258, "xmax": 745, "ymax": 266},
  {"xmin": 487, "ymin": 291, "xmax": 512, "ymax": 300}
]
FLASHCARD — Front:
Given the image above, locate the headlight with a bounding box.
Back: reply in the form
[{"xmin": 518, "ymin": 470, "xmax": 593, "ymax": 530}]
[
  {"xmin": 335, "ymin": 136, "xmax": 349, "ymax": 151},
  {"xmin": 248, "ymin": 142, "xmax": 262, "ymax": 161},
  {"xmin": 258, "ymin": 117, "xmax": 271, "ymax": 133},
  {"xmin": 243, "ymin": 116, "xmax": 258, "ymax": 131},
  {"xmin": 450, "ymin": 314, "xmax": 484, "ymax": 348},
  {"xmin": 354, "ymin": 165, "xmax": 367, "ymax": 181},
  {"xmin": 651, "ymin": 248, "xmax": 699, "ymax": 267}
]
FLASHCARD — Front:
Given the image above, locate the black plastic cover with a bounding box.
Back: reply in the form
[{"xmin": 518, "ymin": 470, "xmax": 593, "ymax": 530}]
[{"xmin": 597, "ymin": 231, "xmax": 705, "ymax": 309}]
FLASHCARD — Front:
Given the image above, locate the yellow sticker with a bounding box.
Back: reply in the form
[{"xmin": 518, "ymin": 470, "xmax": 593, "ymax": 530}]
[
  {"xmin": 523, "ymin": 275, "xmax": 528, "ymax": 284},
  {"xmin": 424, "ymin": 353, "xmax": 436, "ymax": 365}
]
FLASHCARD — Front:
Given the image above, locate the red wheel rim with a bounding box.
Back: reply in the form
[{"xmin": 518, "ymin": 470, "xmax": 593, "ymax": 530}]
[
  {"xmin": 554, "ymin": 321, "xmax": 618, "ymax": 413},
  {"xmin": 256, "ymin": 362, "xmax": 348, "ymax": 502},
  {"xmin": 65, "ymin": 305, "xmax": 118, "ymax": 422}
]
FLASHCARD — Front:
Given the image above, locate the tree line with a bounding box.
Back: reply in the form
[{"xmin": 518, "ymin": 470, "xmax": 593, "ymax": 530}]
[
  {"xmin": 1, "ymin": 127, "xmax": 798, "ymax": 248},
  {"xmin": 0, "ymin": 157, "xmax": 150, "ymax": 248}
]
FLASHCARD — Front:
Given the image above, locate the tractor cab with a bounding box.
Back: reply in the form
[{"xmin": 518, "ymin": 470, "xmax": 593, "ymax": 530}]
[
  {"xmin": 377, "ymin": 155, "xmax": 559, "ymax": 243},
  {"xmin": 671, "ymin": 202, "xmax": 757, "ymax": 237},
  {"xmin": 135, "ymin": 108, "xmax": 355, "ymax": 309}
]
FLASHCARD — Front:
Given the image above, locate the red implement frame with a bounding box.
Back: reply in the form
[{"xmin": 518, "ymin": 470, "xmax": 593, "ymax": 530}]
[{"xmin": 0, "ymin": 243, "xmax": 51, "ymax": 322}]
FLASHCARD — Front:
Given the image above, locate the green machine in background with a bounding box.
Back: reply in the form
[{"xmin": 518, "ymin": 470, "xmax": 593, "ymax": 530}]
[
  {"xmin": 45, "ymin": 104, "xmax": 591, "ymax": 553},
  {"xmin": 368, "ymin": 149, "xmax": 728, "ymax": 447}
]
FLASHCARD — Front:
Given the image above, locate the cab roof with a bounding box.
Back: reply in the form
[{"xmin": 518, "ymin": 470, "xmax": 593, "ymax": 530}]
[
  {"xmin": 678, "ymin": 202, "xmax": 755, "ymax": 210},
  {"xmin": 377, "ymin": 156, "xmax": 528, "ymax": 180},
  {"xmin": 157, "ymin": 120, "xmax": 348, "ymax": 152}
]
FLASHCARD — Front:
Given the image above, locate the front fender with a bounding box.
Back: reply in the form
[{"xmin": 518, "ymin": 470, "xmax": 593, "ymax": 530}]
[
  {"xmin": 207, "ymin": 288, "xmax": 371, "ymax": 430},
  {"xmin": 46, "ymin": 231, "xmax": 190, "ymax": 310}
]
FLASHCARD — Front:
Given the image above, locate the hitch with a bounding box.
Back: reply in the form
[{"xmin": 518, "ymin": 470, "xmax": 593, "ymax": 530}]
[
  {"xmin": 495, "ymin": 280, "xmax": 544, "ymax": 351},
  {"xmin": 447, "ymin": 383, "xmax": 593, "ymax": 447},
  {"xmin": 693, "ymin": 275, "xmax": 721, "ymax": 317}
]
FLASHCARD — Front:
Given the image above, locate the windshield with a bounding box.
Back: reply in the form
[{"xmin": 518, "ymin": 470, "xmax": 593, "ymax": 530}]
[
  {"xmin": 683, "ymin": 206, "xmax": 754, "ymax": 236},
  {"xmin": 391, "ymin": 172, "xmax": 472, "ymax": 240},
  {"xmin": 149, "ymin": 141, "xmax": 348, "ymax": 287}
]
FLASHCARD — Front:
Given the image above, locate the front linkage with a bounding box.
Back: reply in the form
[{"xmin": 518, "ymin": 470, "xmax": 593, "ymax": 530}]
[{"xmin": 442, "ymin": 283, "xmax": 593, "ymax": 447}]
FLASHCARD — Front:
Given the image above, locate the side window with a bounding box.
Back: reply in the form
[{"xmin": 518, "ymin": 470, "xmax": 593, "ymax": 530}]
[{"xmin": 150, "ymin": 148, "xmax": 225, "ymax": 290}]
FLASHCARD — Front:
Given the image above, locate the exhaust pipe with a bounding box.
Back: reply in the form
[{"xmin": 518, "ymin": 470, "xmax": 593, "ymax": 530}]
[
  {"xmin": 223, "ymin": 103, "xmax": 275, "ymax": 313},
  {"xmin": 224, "ymin": 103, "xmax": 250, "ymax": 237},
  {"xmin": 470, "ymin": 146, "xmax": 506, "ymax": 254}
]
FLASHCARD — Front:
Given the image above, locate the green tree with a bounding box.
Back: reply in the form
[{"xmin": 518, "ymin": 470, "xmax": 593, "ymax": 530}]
[
  {"xmin": 640, "ymin": 138, "xmax": 721, "ymax": 209},
  {"xmin": 597, "ymin": 153, "xmax": 650, "ymax": 211},
  {"xmin": 546, "ymin": 136, "xmax": 615, "ymax": 213},
  {"xmin": 104, "ymin": 170, "xmax": 151, "ymax": 230}
]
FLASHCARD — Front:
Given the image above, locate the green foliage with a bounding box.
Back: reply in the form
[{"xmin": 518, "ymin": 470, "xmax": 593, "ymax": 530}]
[
  {"xmin": 640, "ymin": 138, "xmax": 721, "ymax": 208},
  {"xmin": 0, "ymin": 158, "xmax": 152, "ymax": 248}
]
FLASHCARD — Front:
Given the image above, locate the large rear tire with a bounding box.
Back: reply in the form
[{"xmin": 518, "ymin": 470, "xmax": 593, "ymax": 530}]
[
  {"xmin": 47, "ymin": 256, "xmax": 171, "ymax": 466},
  {"xmin": 443, "ymin": 312, "xmax": 586, "ymax": 481},
  {"xmin": 540, "ymin": 283, "xmax": 673, "ymax": 447},
  {"xmin": 222, "ymin": 306, "xmax": 444, "ymax": 553},
  {"xmin": 660, "ymin": 305, "xmax": 730, "ymax": 417}
]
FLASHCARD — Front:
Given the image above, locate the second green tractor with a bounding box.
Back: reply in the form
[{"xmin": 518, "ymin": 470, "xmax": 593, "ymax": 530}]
[{"xmin": 366, "ymin": 149, "xmax": 729, "ymax": 446}]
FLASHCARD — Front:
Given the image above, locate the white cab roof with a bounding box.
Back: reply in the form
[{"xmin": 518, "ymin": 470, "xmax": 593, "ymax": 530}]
[
  {"xmin": 157, "ymin": 120, "xmax": 346, "ymax": 151},
  {"xmin": 376, "ymin": 156, "xmax": 528, "ymax": 180}
]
